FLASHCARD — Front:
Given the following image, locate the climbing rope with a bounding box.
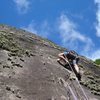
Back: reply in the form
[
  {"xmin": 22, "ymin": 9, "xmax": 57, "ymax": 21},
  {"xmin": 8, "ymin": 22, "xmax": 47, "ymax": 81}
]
[
  {"xmin": 61, "ymin": 78, "xmax": 78, "ymax": 100},
  {"xmin": 67, "ymin": 83, "xmax": 78, "ymax": 100},
  {"xmin": 67, "ymin": 60, "xmax": 89, "ymax": 100},
  {"xmin": 69, "ymin": 78, "xmax": 81, "ymax": 99}
]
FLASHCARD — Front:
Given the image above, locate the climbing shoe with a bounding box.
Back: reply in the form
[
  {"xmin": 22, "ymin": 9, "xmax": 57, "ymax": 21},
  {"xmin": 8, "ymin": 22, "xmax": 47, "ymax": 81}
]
[{"xmin": 76, "ymin": 73, "xmax": 81, "ymax": 81}]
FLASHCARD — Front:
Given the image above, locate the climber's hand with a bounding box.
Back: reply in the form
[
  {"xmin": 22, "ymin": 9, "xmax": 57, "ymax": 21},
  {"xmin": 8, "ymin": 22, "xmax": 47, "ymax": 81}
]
[{"xmin": 65, "ymin": 59, "xmax": 69, "ymax": 63}]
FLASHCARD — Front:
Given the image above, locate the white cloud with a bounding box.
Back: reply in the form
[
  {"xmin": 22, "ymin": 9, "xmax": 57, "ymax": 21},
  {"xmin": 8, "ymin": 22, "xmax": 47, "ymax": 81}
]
[
  {"xmin": 39, "ymin": 21, "xmax": 50, "ymax": 38},
  {"xmin": 13, "ymin": 0, "xmax": 30, "ymax": 14},
  {"xmin": 88, "ymin": 49, "xmax": 100, "ymax": 60},
  {"xmin": 95, "ymin": 0, "xmax": 100, "ymax": 37},
  {"xmin": 22, "ymin": 20, "xmax": 50, "ymax": 38},
  {"xmin": 22, "ymin": 21, "xmax": 38, "ymax": 34},
  {"xmin": 21, "ymin": 14, "xmax": 98, "ymax": 60},
  {"xmin": 57, "ymin": 14, "xmax": 94, "ymax": 53}
]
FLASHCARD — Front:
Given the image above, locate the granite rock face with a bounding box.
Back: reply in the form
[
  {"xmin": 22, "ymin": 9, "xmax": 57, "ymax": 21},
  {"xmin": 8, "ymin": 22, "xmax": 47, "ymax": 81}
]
[{"xmin": 0, "ymin": 24, "xmax": 100, "ymax": 100}]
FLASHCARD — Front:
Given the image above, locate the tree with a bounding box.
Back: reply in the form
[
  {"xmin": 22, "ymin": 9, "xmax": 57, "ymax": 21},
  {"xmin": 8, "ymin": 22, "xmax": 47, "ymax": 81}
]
[{"xmin": 94, "ymin": 59, "xmax": 100, "ymax": 65}]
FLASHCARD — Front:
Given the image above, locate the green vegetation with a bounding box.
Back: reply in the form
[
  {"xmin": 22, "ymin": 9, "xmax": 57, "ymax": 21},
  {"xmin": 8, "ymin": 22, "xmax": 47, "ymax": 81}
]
[
  {"xmin": 82, "ymin": 70, "xmax": 100, "ymax": 96},
  {"xmin": 42, "ymin": 38, "xmax": 65, "ymax": 50},
  {"xmin": 94, "ymin": 59, "xmax": 100, "ymax": 65},
  {"xmin": 0, "ymin": 32, "xmax": 32, "ymax": 57},
  {"xmin": 81, "ymin": 79, "xmax": 100, "ymax": 95},
  {"xmin": 81, "ymin": 75, "xmax": 100, "ymax": 96},
  {"xmin": 84, "ymin": 71, "xmax": 93, "ymax": 75},
  {"xmin": 78, "ymin": 64, "xmax": 84, "ymax": 68},
  {"xmin": 0, "ymin": 32, "xmax": 22, "ymax": 54}
]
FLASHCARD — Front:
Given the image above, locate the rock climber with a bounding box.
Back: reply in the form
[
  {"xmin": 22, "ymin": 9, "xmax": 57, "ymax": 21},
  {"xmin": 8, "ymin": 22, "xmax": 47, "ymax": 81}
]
[{"xmin": 57, "ymin": 50, "xmax": 81, "ymax": 81}]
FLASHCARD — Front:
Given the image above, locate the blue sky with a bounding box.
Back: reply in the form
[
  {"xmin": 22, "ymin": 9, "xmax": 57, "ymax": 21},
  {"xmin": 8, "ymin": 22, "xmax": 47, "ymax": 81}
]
[{"xmin": 0, "ymin": 0, "xmax": 100, "ymax": 60}]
